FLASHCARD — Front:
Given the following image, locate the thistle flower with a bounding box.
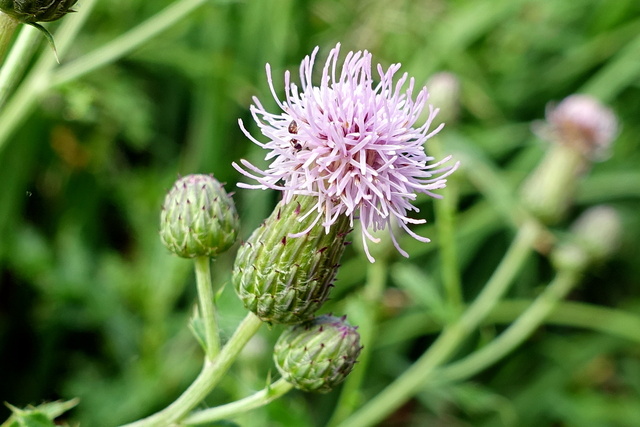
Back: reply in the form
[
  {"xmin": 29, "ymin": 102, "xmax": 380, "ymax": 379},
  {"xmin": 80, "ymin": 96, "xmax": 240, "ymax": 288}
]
[
  {"xmin": 160, "ymin": 174, "xmax": 239, "ymax": 258},
  {"xmin": 233, "ymin": 43, "xmax": 458, "ymax": 262},
  {"xmin": 274, "ymin": 314, "xmax": 362, "ymax": 393}
]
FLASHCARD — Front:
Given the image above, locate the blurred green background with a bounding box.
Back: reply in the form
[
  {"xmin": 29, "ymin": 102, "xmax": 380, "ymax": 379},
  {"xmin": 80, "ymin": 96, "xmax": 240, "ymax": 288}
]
[{"xmin": 1, "ymin": 0, "xmax": 640, "ymax": 425}]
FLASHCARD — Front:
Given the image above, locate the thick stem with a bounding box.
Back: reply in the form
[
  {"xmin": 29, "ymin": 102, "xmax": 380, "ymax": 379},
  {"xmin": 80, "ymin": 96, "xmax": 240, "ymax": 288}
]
[
  {"xmin": 0, "ymin": 12, "xmax": 18, "ymax": 63},
  {"xmin": 0, "ymin": 25, "xmax": 40, "ymax": 108},
  {"xmin": 183, "ymin": 378, "xmax": 294, "ymax": 425},
  {"xmin": 120, "ymin": 312, "xmax": 263, "ymax": 427},
  {"xmin": 194, "ymin": 257, "xmax": 220, "ymax": 359},
  {"xmin": 0, "ymin": 0, "xmax": 207, "ymax": 154},
  {"xmin": 337, "ymin": 220, "xmax": 540, "ymax": 427},
  {"xmin": 0, "ymin": 0, "xmax": 98, "ymax": 153}
]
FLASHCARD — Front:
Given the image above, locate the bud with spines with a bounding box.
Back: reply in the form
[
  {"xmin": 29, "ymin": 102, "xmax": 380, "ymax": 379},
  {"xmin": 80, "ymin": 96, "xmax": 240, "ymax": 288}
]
[
  {"xmin": 274, "ymin": 315, "xmax": 362, "ymax": 393},
  {"xmin": 160, "ymin": 174, "xmax": 239, "ymax": 258},
  {"xmin": 232, "ymin": 195, "xmax": 351, "ymax": 324},
  {"xmin": 0, "ymin": 0, "xmax": 78, "ymax": 24}
]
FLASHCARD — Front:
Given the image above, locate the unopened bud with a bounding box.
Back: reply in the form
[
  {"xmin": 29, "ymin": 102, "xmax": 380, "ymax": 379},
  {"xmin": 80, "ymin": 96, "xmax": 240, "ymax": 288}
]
[
  {"xmin": 0, "ymin": 0, "xmax": 77, "ymax": 23},
  {"xmin": 552, "ymin": 205, "xmax": 622, "ymax": 272},
  {"xmin": 232, "ymin": 195, "xmax": 350, "ymax": 324},
  {"xmin": 522, "ymin": 95, "xmax": 618, "ymax": 224},
  {"xmin": 425, "ymin": 72, "xmax": 461, "ymax": 125},
  {"xmin": 160, "ymin": 174, "xmax": 239, "ymax": 258},
  {"xmin": 274, "ymin": 315, "xmax": 362, "ymax": 393},
  {"xmin": 538, "ymin": 94, "xmax": 618, "ymax": 160}
]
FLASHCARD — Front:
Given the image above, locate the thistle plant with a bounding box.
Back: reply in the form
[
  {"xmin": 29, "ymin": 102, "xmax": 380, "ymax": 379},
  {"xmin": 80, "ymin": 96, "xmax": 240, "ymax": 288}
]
[{"xmin": 2, "ymin": 4, "xmax": 634, "ymax": 426}]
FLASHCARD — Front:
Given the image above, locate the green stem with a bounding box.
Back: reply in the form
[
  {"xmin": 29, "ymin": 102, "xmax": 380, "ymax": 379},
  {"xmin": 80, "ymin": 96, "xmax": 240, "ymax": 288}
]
[
  {"xmin": 121, "ymin": 312, "xmax": 263, "ymax": 427},
  {"xmin": 0, "ymin": 0, "xmax": 98, "ymax": 153},
  {"xmin": 431, "ymin": 138, "xmax": 462, "ymax": 310},
  {"xmin": 337, "ymin": 220, "xmax": 540, "ymax": 427},
  {"xmin": 378, "ymin": 299, "xmax": 640, "ymax": 348},
  {"xmin": 183, "ymin": 378, "xmax": 294, "ymax": 425},
  {"xmin": 0, "ymin": 12, "xmax": 18, "ymax": 63},
  {"xmin": 0, "ymin": 0, "xmax": 208, "ymax": 154},
  {"xmin": 194, "ymin": 257, "xmax": 220, "ymax": 359},
  {"xmin": 437, "ymin": 268, "xmax": 580, "ymax": 382},
  {"xmin": 328, "ymin": 259, "xmax": 388, "ymax": 426},
  {"xmin": 51, "ymin": 0, "xmax": 209, "ymax": 87},
  {"xmin": 0, "ymin": 25, "xmax": 40, "ymax": 108}
]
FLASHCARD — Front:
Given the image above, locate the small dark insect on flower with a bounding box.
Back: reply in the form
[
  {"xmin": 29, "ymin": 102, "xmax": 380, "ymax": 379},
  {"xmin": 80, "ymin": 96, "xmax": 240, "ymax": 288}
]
[
  {"xmin": 0, "ymin": 0, "xmax": 78, "ymax": 24},
  {"xmin": 288, "ymin": 120, "xmax": 302, "ymax": 151}
]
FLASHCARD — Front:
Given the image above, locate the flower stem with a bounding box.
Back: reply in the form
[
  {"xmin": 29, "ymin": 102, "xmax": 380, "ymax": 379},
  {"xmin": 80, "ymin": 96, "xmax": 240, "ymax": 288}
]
[
  {"xmin": 120, "ymin": 312, "xmax": 263, "ymax": 427},
  {"xmin": 183, "ymin": 378, "xmax": 294, "ymax": 425},
  {"xmin": 0, "ymin": 0, "xmax": 208, "ymax": 155},
  {"xmin": 437, "ymin": 267, "xmax": 581, "ymax": 382},
  {"xmin": 0, "ymin": 25, "xmax": 40, "ymax": 108},
  {"xmin": 194, "ymin": 257, "xmax": 220, "ymax": 359},
  {"xmin": 0, "ymin": 12, "xmax": 18, "ymax": 63},
  {"xmin": 337, "ymin": 220, "xmax": 540, "ymax": 427},
  {"xmin": 431, "ymin": 137, "xmax": 462, "ymax": 310},
  {"xmin": 328, "ymin": 259, "xmax": 388, "ymax": 426},
  {"xmin": 0, "ymin": 0, "xmax": 98, "ymax": 153}
]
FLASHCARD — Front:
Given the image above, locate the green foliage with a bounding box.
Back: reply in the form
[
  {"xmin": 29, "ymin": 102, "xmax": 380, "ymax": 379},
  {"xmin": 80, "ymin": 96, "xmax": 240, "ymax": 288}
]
[{"xmin": 1, "ymin": 0, "xmax": 639, "ymax": 426}]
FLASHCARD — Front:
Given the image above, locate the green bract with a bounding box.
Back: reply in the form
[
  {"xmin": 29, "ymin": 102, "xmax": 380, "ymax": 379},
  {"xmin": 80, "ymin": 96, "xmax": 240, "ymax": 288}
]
[
  {"xmin": 274, "ymin": 315, "xmax": 362, "ymax": 393},
  {"xmin": 0, "ymin": 0, "xmax": 78, "ymax": 23},
  {"xmin": 232, "ymin": 195, "xmax": 350, "ymax": 324},
  {"xmin": 160, "ymin": 174, "xmax": 239, "ymax": 258}
]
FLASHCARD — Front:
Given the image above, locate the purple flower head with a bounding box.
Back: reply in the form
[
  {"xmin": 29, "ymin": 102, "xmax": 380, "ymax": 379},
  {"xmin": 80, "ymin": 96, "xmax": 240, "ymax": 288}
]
[{"xmin": 233, "ymin": 43, "xmax": 459, "ymax": 262}]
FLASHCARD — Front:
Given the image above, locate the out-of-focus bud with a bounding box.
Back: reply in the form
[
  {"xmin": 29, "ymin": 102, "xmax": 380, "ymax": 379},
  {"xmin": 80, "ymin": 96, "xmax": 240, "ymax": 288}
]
[
  {"xmin": 274, "ymin": 315, "xmax": 362, "ymax": 393},
  {"xmin": 233, "ymin": 195, "xmax": 351, "ymax": 324},
  {"xmin": 551, "ymin": 205, "xmax": 622, "ymax": 272},
  {"xmin": 0, "ymin": 0, "xmax": 78, "ymax": 24},
  {"xmin": 160, "ymin": 174, "xmax": 239, "ymax": 258},
  {"xmin": 425, "ymin": 72, "xmax": 461, "ymax": 126},
  {"xmin": 522, "ymin": 95, "xmax": 618, "ymax": 224},
  {"xmin": 538, "ymin": 94, "xmax": 618, "ymax": 161}
]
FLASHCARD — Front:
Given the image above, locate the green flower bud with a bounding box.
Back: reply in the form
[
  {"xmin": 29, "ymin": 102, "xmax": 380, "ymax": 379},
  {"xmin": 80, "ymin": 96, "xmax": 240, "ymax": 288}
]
[
  {"xmin": 274, "ymin": 315, "xmax": 362, "ymax": 393},
  {"xmin": 160, "ymin": 174, "xmax": 239, "ymax": 258},
  {"xmin": 232, "ymin": 195, "xmax": 350, "ymax": 324},
  {"xmin": 0, "ymin": 0, "xmax": 78, "ymax": 24}
]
